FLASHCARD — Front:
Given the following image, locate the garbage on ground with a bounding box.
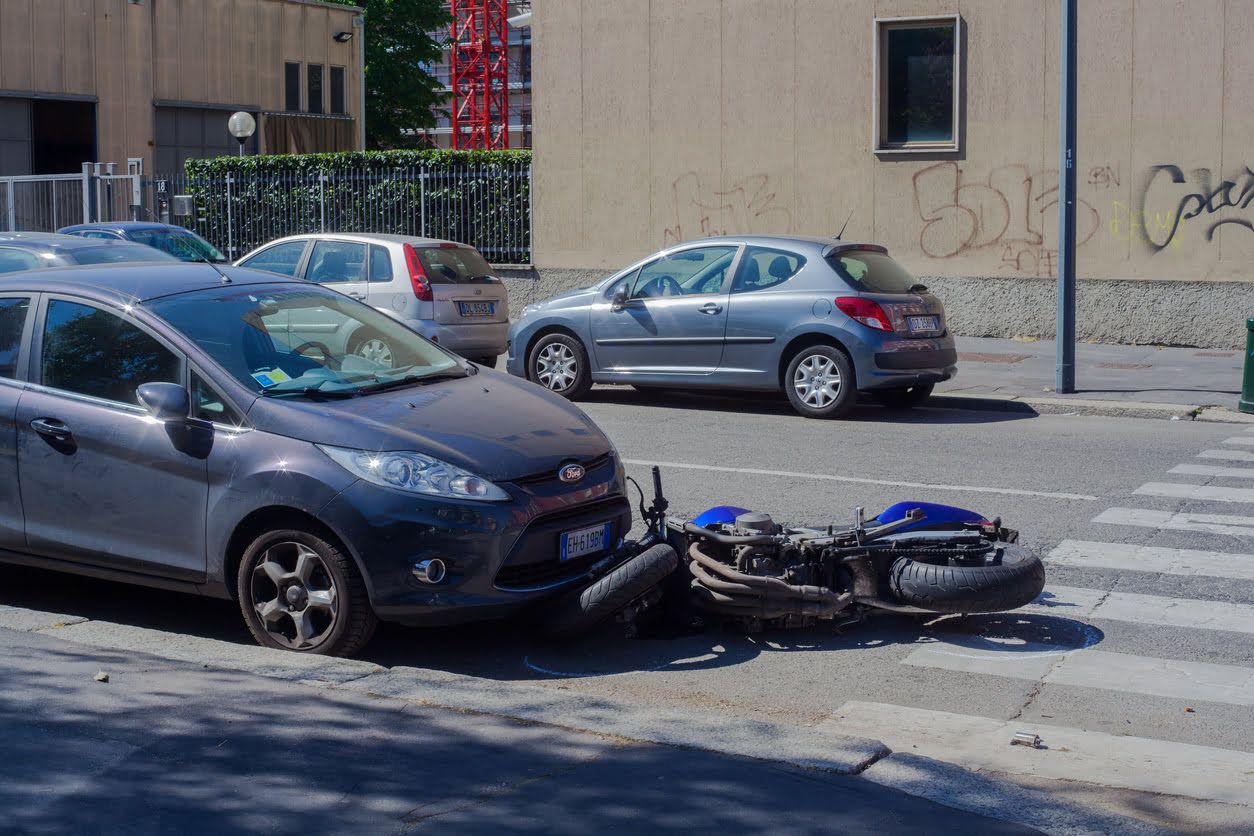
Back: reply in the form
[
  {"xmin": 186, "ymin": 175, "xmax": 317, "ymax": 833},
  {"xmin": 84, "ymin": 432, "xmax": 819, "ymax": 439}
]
[{"xmin": 1010, "ymin": 731, "xmax": 1043, "ymax": 748}]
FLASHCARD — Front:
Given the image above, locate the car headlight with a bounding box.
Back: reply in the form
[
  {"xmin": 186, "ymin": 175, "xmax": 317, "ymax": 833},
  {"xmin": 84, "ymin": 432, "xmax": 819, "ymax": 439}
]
[{"xmin": 318, "ymin": 445, "xmax": 511, "ymax": 501}]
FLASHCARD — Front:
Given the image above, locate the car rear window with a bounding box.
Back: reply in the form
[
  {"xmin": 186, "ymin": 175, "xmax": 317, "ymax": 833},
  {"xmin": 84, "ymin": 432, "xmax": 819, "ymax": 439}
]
[
  {"xmin": 826, "ymin": 250, "xmax": 921, "ymax": 294},
  {"xmin": 69, "ymin": 245, "xmax": 179, "ymax": 265},
  {"xmin": 414, "ymin": 246, "xmax": 495, "ymax": 284}
]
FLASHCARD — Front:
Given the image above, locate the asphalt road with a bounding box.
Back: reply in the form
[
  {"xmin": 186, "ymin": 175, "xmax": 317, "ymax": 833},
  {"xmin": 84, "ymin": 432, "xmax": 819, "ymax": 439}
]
[{"xmin": 3, "ymin": 387, "xmax": 1252, "ymax": 830}]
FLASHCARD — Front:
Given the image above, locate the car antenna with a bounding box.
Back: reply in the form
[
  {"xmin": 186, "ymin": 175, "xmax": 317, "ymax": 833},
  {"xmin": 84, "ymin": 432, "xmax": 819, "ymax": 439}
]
[
  {"xmin": 836, "ymin": 209, "xmax": 854, "ymax": 240},
  {"xmin": 186, "ymin": 246, "xmax": 232, "ymax": 283}
]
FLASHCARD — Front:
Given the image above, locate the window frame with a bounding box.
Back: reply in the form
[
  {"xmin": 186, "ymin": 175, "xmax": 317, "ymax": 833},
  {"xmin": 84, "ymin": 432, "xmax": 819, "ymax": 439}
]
[
  {"xmin": 368, "ymin": 244, "xmax": 394, "ymax": 283},
  {"xmin": 0, "ymin": 292, "xmax": 37, "ymax": 384},
  {"xmin": 731, "ymin": 246, "xmax": 807, "ymax": 295},
  {"xmin": 30, "ymin": 294, "xmax": 186, "ymax": 412},
  {"xmin": 623, "ymin": 244, "xmax": 743, "ymax": 301},
  {"xmin": 305, "ymin": 238, "xmax": 368, "ymax": 284},
  {"xmin": 873, "ymin": 14, "xmax": 963, "ymax": 154},
  {"xmin": 239, "ymin": 239, "xmax": 312, "ymax": 278},
  {"xmin": 307, "ymin": 63, "xmax": 325, "ymax": 115},
  {"xmin": 284, "ymin": 61, "xmax": 302, "ymax": 112},
  {"xmin": 330, "ymin": 65, "xmax": 347, "ymax": 115}
]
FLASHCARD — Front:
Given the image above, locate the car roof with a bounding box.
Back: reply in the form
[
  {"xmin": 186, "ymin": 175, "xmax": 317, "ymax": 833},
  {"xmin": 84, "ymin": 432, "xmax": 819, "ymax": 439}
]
[
  {"xmin": 0, "ymin": 233, "xmax": 167, "ymax": 253},
  {"xmin": 692, "ymin": 234, "xmax": 870, "ymax": 252},
  {"xmin": 58, "ymin": 222, "xmax": 193, "ymax": 233},
  {"xmin": 0, "ymin": 263, "xmax": 301, "ymax": 302},
  {"xmin": 255, "ymin": 232, "xmax": 465, "ymax": 247}
]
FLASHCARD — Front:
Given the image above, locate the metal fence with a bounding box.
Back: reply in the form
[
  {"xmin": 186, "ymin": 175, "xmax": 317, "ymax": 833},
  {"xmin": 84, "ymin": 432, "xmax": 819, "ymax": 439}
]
[
  {"xmin": 0, "ymin": 173, "xmax": 88, "ymax": 232},
  {"xmin": 149, "ymin": 161, "xmax": 532, "ymax": 265}
]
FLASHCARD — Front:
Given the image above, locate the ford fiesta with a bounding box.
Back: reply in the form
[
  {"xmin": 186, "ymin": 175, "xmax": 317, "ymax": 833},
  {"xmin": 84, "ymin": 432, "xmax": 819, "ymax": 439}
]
[{"xmin": 0, "ymin": 264, "xmax": 629, "ymax": 656}]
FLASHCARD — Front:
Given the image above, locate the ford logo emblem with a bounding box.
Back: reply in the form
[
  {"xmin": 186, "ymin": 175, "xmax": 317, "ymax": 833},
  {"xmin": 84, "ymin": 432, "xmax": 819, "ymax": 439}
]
[{"xmin": 559, "ymin": 464, "xmax": 585, "ymax": 483}]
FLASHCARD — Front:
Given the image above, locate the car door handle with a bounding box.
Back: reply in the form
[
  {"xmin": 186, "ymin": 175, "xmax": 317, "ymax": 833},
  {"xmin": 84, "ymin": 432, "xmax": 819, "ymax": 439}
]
[
  {"xmin": 347, "ymin": 291, "xmax": 367, "ymax": 300},
  {"xmin": 697, "ymin": 303, "xmax": 723, "ymax": 315},
  {"xmin": 30, "ymin": 418, "xmax": 73, "ymax": 442}
]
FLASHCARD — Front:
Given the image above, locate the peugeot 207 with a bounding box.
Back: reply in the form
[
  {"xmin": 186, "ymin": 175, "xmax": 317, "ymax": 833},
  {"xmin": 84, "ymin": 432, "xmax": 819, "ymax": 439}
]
[{"xmin": 0, "ymin": 264, "xmax": 628, "ymax": 656}]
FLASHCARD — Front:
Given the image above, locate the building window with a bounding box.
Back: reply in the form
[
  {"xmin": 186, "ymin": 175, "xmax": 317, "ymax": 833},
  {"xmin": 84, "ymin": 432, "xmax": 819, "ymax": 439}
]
[
  {"xmin": 307, "ymin": 64, "xmax": 324, "ymax": 114},
  {"xmin": 284, "ymin": 62, "xmax": 301, "ymax": 112},
  {"xmin": 874, "ymin": 16, "xmax": 961, "ymax": 152},
  {"xmin": 330, "ymin": 66, "xmax": 346, "ymax": 114}
]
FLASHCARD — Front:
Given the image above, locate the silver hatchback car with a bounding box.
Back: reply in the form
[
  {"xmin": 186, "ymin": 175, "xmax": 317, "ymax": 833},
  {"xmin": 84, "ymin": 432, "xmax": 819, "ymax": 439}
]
[
  {"xmin": 506, "ymin": 235, "xmax": 957, "ymax": 418},
  {"xmin": 237, "ymin": 233, "xmax": 509, "ymax": 366}
]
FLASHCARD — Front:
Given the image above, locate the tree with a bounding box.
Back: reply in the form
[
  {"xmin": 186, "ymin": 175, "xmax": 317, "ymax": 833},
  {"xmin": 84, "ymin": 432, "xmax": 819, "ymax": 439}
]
[{"xmin": 326, "ymin": 0, "xmax": 450, "ymax": 149}]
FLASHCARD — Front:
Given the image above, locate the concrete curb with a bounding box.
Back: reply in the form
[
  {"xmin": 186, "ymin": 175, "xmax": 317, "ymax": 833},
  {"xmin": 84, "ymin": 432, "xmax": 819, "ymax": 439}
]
[{"xmin": 929, "ymin": 393, "xmax": 1254, "ymax": 423}]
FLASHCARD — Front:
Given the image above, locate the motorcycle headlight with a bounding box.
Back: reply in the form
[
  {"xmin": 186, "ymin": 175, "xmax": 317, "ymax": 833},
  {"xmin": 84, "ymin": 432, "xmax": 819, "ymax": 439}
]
[{"xmin": 318, "ymin": 445, "xmax": 511, "ymax": 502}]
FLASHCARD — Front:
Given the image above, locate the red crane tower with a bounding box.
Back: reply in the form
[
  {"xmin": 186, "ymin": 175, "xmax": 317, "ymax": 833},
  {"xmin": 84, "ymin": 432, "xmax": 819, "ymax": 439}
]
[{"xmin": 449, "ymin": 0, "xmax": 510, "ymax": 149}]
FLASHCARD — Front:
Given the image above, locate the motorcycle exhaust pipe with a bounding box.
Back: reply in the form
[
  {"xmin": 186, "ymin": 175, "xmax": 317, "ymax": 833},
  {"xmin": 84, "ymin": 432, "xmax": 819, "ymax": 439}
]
[
  {"xmin": 687, "ymin": 543, "xmax": 852, "ymax": 618},
  {"xmin": 689, "ymin": 543, "xmax": 847, "ymax": 606}
]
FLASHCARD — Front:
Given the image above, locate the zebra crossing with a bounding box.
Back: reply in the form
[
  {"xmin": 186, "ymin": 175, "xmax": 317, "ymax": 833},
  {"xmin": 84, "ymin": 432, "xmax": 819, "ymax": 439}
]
[{"xmin": 826, "ymin": 427, "xmax": 1254, "ymax": 806}]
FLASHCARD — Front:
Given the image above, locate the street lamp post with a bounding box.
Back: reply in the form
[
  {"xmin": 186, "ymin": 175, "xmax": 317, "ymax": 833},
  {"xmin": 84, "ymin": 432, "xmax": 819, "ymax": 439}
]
[
  {"xmin": 1056, "ymin": 0, "xmax": 1078, "ymax": 394},
  {"xmin": 228, "ymin": 111, "xmax": 257, "ymax": 157}
]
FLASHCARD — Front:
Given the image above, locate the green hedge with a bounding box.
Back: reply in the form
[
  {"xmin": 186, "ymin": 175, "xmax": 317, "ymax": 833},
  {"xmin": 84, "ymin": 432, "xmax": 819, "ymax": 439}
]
[{"xmin": 178, "ymin": 150, "xmax": 532, "ymax": 263}]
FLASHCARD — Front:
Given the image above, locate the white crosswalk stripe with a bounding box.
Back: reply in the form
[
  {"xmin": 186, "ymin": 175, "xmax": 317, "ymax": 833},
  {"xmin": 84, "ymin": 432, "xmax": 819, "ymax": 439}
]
[
  {"xmin": 823, "ymin": 702, "xmax": 1254, "ymax": 805},
  {"xmin": 1093, "ymin": 506, "xmax": 1254, "ymax": 535},
  {"xmin": 1169, "ymin": 462, "xmax": 1254, "ymax": 479},
  {"xmin": 1026, "ymin": 584, "xmax": 1254, "ymax": 633},
  {"xmin": 1222, "ymin": 436, "xmax": 1254, "ymax": 445},
  {"xmin": 902, "ymin": 643, "xmax": 1254, "ymax": 707},
  {"xmin": 1047, "ymin": 539, "xmax": 1254, "ymax": 581},
  {"xmin": 1134, "ymin": 482, "xmax": 1254, "ymax": 503},
  {"xmin": 1198, "ymin": 448, "xmax": 1254, "ymax": 461}
]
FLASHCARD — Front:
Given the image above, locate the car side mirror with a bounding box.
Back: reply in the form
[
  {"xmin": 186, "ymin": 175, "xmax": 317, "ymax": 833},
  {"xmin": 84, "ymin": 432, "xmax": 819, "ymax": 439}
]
[
  {"xmin": 610, "ymin": 285, "xmax": 628, "ymax": 311},
  {"xmin": 137, "ymin": 382, "xmax": 191, "ymax": 421}
]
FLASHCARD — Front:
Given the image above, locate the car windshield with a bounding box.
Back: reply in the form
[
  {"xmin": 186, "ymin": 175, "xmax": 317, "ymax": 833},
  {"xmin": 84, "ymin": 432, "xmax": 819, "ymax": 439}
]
[
  {"xmin": 69, "ymin": 244, "xmax": 180, "ymax": 265},
  {"xmin": 129, "ymin": 229, "xmax": 228, "ymax": 263},
  {"xmin": 148, "ymin": 284, "xmax": 464, "ymax": 398},
  {"xmin": 826, "ymin": 250, "xmax": 921, "ymax": 294},
  {"xmin": 413, "ymin": 246, "xmax": 495, "ymax": 284}
]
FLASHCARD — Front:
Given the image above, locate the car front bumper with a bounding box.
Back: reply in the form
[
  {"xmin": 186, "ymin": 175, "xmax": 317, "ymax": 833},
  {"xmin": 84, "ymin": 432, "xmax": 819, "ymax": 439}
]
[{"xmin": 317, "ymin": 454, "xmax": 631, "ymax": 626}]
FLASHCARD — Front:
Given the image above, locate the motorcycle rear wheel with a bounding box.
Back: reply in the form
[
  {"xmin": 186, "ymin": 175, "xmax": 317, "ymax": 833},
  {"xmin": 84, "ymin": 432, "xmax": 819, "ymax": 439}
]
[{"xmin": 888, "ymin": 542, "xmax": 1045, "ymax": 613}]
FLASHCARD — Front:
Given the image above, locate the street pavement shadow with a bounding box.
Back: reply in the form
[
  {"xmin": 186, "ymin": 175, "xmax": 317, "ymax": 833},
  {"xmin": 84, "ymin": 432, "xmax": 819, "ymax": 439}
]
[
  {"xmin": 582, "ymin": 385, "xmax": 1037, "ymax": 425},
  {"xmin": 1, "ymin": 636, "xmax": 1025, "ymax": 834}
]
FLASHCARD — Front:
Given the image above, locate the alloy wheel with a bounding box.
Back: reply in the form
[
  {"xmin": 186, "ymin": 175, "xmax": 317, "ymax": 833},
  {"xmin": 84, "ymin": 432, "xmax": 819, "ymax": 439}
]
[
  {"xmin": 250, "ymin": 542, "xmax": 339, "ymax": 651},
  {"xmin": 536, "ymin": 343, "xmax": 577, "ymax": 391},
  {"xmin": 356, "ymin": 337, "xmax": 394, "ymax": 367},
  {"xmin": 793, "ymin": 354, "xmax": 842, "ymax": 408}
]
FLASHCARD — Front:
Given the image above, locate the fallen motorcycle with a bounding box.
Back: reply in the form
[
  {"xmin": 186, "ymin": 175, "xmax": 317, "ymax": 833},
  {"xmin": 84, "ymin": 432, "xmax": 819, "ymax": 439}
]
[{"xmin": 544, "ymin": 467, "xmax": 1046, "ymax": 639}]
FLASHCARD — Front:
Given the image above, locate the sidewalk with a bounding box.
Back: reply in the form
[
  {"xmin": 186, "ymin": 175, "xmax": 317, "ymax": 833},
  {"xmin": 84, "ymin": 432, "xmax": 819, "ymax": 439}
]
[
  {"xmin": 935, "ymin": 337, "xmax": 1248, "ymax": 420},
  {"xmin": 0, "ymin": 626, "xmax": 1027, "ymax": 835}
]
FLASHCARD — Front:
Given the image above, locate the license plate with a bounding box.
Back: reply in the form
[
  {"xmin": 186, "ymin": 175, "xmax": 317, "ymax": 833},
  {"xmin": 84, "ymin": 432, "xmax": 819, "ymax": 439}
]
[
  {"xmin": 560, "ymin": 522, "xmax": 612, "ymax": 562},
  {"xmin": 907, "ymin": 315, "xmax": 939, "ymax": 332},
  {"xmin": 458, "ymin": 301, "xmax": 495, "ymax": 317}
]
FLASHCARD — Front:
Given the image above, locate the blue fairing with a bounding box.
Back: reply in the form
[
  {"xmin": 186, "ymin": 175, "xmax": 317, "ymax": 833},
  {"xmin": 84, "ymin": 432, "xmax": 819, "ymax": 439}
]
[
  {"xmin": 693, "ymin": 505, "xmax": 752, "ymax": 527},
  {"xmin": 874, "ymin": 501, "xmax": 988, "ymax": 532}
]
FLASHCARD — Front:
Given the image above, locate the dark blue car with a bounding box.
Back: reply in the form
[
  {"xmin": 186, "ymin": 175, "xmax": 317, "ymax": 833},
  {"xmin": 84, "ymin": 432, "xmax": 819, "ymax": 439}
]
[
  {"xmin": 0, "ymin": 264, "xmax": 629, "ymax": 656},
  {"xmin": 58, "ymin": 222, "xmax": 228, "ymax": 264}
]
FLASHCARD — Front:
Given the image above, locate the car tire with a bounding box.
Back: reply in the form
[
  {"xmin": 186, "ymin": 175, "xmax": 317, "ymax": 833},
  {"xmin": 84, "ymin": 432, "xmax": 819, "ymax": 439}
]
[
  {"xmin": 349, "ymin": 330, "xmax": 396, "ymax": 368},
  {"xmin": 888, "ymin": 542, "xmax": 1046, "ymax": 614},
  {"xmin": 872, "ymin": 382, "xmax": 935, "ymax": 409},
  {"xmin": 527, "ymin": 333, "xmax": 592, "ymax": 399},
  {"xmin": 237, "ymin": 527, "xmax": 377, "ymax": 657},
  {"xmin": 784, "ymin": 345, "xmax": 856, "ymax": 419},
  {"xmin": 543, "ymin": 544, "xmax": 679, "ymax": 641}
]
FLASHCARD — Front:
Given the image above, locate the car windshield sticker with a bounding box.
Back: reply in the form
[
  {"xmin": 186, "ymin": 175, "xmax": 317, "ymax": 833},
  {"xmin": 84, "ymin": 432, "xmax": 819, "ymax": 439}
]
[{"xmin": 251, "ymin": 368, "xmax": 292, "ymax": 388}]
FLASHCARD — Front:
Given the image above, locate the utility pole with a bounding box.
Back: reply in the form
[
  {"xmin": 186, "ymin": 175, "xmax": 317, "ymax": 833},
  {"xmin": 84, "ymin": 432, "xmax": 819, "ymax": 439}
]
[{"xmin": 1056, "ymin": 0, "xmax": 1078, "ymax": 393}]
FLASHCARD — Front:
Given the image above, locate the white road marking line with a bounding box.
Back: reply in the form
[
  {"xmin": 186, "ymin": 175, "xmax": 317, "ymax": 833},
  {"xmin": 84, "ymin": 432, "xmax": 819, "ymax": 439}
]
[
  {"xmin": 1198, "ymin": 448, "xmax": 1254, "ymax": 462},
  {"xmin": 823, "ymin": 701, "xmax": 1254, "ymax": 806},
  {"xmin": 1135, "ymin": 482, "xmax": 1254, "ymax": 503},
  {"xmin": 1027, "ymin": 584, "xmax": 1254, "ymax": 634},
  {"xmin": 902, "ymin": 644, "xmax": 1254, "ymax": 707},
  {"xmin": 1170, "ymin": 463, "xmax": 1254, "ymax": 479},
  {"xmin": 1047, "ymin": 539, "xmax": 1254, "ymax": 581},
  {"xmin": 622, "ymin": 459, "xmax": 1099, "ymax": 501},
  {"xmin": 1222, "ymin": 436, "xmax": 1254, "ymax": 445},
  {"xmin": 1093, "ymin": 507, "xmax": 1254, "ymax": 536}
]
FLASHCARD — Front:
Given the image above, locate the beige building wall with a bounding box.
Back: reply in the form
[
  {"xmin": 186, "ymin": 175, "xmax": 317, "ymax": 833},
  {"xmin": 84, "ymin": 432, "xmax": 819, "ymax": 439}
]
[
  {"xmin": 533, "ymin": 0, "xmax": 1254, "ymax": 289},
  {"xmin": 0, "ymin": 0, "xmax": 363, "ymax": 174}
]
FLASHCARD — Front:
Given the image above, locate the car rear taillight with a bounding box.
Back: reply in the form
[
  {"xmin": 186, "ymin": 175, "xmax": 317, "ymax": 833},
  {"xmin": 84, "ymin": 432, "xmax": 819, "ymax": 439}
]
[
  {"xmin": 835, "ymin": 297, "xmax": 893, "ymax": 331},
  {"xmin": 403, "ymin": 243, "xmax": 433, "ymax": 301}
]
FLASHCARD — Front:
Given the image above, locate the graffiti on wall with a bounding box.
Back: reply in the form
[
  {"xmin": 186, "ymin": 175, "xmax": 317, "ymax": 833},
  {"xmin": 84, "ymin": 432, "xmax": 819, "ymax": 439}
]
[
  {"xmin": 1133, "ymin": 164, "xmax": 1254, "ymax": 252},
  {"xmin": 664, "ymin": 172, "xmax": 792, "ymax": 245},
  {"xmin": 911, "ymin": 162, "xmax": 1101, "ymax": 276}
]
